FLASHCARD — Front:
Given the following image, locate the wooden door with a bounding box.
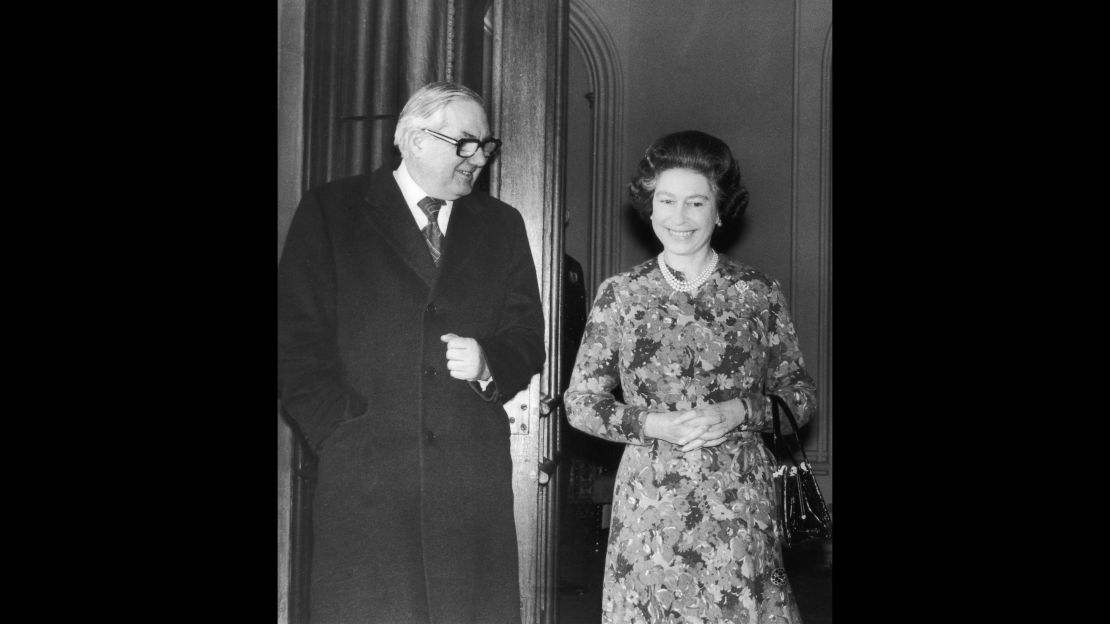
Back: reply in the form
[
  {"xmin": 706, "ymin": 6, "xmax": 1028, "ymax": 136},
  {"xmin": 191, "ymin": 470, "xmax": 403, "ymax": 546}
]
[{"xmin": 485, "ymin": 2, "xmax": 568, "ymax": 622}]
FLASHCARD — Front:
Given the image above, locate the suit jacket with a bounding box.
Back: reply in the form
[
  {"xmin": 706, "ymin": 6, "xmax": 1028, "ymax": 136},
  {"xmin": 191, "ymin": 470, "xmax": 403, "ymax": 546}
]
[{"xmin": 278, "ymin": 166, "xmax": 545, "ymax": 624}]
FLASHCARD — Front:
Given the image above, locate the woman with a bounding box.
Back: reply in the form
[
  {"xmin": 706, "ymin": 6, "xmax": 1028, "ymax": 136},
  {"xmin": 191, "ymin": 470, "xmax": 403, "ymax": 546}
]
[{"xmin": 565, "ymin": 130, "xmax": 817, "ymax": 623}]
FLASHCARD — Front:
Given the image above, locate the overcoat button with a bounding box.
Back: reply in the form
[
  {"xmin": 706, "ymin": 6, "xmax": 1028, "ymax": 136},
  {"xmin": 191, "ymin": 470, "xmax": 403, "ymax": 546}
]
[
  {"xmin": 424, "ymin": 366, "xmax": 437, "ymax": 376},
  {"xmin": 426, "ymin": 430, "xmax": 437, "ymax": 445},
  {"xmin": 425, "ymin": 303, "xmax": 436, "ymax": 314}
]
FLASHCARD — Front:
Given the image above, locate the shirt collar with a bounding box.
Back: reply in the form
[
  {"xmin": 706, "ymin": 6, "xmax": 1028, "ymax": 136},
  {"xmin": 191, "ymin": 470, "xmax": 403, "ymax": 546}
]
[{"xmin": 393, "ymin": 161, "xmax": 454, "ymax": 229}]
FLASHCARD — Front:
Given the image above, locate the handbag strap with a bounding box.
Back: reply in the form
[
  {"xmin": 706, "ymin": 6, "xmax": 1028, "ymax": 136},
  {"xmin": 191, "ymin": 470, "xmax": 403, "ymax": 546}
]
[{"xmin": 769, "ymin": 394, "xmax": 810, "ymax": 466}]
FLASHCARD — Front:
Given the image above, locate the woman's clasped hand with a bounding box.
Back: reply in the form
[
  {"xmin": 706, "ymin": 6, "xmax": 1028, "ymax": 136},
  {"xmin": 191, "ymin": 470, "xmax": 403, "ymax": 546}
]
[{"xmin": 644, "ymin": 397, "xmax": 757, "ymax": 452}]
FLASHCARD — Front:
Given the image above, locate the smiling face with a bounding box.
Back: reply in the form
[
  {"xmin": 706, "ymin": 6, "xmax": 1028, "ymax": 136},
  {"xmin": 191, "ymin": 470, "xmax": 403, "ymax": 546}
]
[
  {"xmin": 405, "ymin": 98, "xmax": 491, "ymax": 200},
  {"xmin": 650, "ymin": 168, "xmax": 719, "ymax": 260}
]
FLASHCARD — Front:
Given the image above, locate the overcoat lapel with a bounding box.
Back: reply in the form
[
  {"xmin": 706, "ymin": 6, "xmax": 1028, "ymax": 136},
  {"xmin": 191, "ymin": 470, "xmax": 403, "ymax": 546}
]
[
  {"xmin": 358, "ymin": 170, "xmax": 439, "ymax": 286},
  {"xmin": 436, "ymin": 194, "xmax": 486, "ymax": 284}
]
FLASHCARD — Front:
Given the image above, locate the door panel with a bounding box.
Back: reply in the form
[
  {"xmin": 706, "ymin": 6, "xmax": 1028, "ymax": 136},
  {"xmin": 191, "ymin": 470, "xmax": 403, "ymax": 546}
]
[{"xmin": 487, "ymin": 1, "xmax": 568, "ymax": 621}]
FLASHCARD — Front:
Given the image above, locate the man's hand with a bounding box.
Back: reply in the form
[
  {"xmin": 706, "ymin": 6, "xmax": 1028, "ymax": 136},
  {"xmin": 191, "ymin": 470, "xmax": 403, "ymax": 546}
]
[{"xmin": 440, "ymin": 333, "xmax": 492, "ymax": 382}]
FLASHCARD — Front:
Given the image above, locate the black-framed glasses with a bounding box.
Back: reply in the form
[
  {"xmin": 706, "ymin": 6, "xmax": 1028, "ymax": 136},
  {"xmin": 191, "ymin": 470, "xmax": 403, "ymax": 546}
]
[{"xmin": 421, "ymin": 128, "xmax": 502, "ymax": 158}]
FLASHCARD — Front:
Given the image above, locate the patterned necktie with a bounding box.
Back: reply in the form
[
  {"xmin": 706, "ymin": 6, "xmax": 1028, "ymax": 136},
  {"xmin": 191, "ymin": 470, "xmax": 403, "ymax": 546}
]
[{"xmin": 417, "ymin": 196, "xmax": 446, "ymax": 266}]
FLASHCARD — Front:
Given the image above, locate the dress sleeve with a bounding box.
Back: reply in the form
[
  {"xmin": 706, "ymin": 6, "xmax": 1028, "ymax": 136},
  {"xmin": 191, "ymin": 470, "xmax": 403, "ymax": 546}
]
[
  {"xmin": 758, "ymin": 278, "xmax": 818, "ymax": 433},
  {"xmin": 563, "ymin": 279, "xmax": 652, "ymax": 446}
]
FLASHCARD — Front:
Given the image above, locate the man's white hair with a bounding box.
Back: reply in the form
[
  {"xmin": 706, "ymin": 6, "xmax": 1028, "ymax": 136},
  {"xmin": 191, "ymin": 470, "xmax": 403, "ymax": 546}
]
[{"xmin": 394, "ymin": 82, "xmax": 488, "ymax": 156}]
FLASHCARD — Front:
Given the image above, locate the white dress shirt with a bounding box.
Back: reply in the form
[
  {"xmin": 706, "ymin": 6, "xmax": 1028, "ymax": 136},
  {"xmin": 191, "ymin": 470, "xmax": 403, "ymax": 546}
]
[{"xmin": 393, "ymin": 161, "xmax": 453, "ymax": 235}]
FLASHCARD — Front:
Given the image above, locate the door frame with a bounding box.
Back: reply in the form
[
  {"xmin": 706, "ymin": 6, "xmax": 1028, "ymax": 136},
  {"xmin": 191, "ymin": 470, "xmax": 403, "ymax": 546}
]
[{"xmin": 485, "ymin": 1, "xmax": 568, "ymax": 622}]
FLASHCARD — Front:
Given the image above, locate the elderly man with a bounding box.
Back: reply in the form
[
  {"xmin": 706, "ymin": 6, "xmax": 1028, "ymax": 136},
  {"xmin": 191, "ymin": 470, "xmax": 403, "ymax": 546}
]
[{"xmin": 279, "ymin": 81, "xmax": 545, "ymax": 623}]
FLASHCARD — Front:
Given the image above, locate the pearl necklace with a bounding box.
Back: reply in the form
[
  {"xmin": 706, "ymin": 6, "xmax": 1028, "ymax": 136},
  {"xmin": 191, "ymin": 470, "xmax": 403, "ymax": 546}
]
[{"xmin": 658, "ymin": 251, "xmax": 718, "ymax": 292}]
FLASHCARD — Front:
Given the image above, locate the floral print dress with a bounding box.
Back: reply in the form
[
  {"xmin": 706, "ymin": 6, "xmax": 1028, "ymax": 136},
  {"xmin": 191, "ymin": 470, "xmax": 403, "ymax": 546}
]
[{"xmin": 564, "ymin": 255, "xmax": 817, "ymax": 624}]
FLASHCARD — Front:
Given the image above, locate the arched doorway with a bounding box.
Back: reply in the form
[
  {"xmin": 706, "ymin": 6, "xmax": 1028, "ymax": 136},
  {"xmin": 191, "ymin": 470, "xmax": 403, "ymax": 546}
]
[{"xmin": 554, "ymin": 2, "xmax": 624, "ymax": 620}]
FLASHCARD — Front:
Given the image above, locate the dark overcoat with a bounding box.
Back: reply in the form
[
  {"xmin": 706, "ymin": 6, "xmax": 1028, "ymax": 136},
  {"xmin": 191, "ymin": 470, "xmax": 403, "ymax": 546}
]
[{"xmin": 278, "ymin": 166, "xmax": 545, "ymax": 624}]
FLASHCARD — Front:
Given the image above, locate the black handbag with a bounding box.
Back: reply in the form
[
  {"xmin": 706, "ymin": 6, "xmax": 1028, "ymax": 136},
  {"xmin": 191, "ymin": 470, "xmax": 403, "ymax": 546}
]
[{"xmin": 769, "ymin": 394, "xmax": 832, "ymax": 549}]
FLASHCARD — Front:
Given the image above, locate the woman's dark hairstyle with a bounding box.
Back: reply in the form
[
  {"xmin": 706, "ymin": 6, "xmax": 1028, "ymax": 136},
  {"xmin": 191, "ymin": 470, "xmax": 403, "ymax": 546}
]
[{"xmin": 628, "ymin": 130, "xmax": 749, "ymax": 224}]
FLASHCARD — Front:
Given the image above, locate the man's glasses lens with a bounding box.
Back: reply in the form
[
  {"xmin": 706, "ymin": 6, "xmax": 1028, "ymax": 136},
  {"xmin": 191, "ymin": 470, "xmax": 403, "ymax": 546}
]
[
  {"xmin": 422, "ymin": 129, "xmax": 501, "ymax": 158},
  {"xmin": 457, "ymin": 139, "xmax": 501, "ymax": 158}
]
